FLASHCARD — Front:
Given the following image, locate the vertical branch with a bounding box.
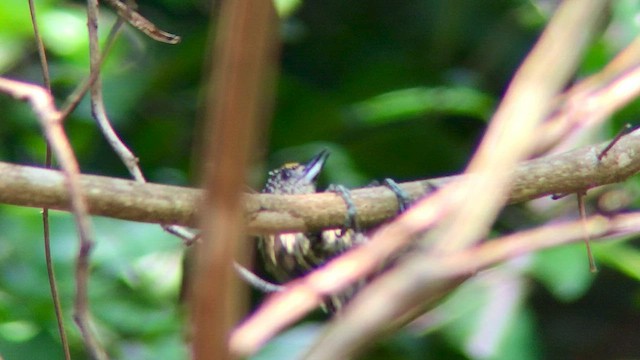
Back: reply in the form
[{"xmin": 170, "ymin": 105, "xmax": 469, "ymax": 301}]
[
  {"xmin": 191, "ymin": 0, "xmax": 278, "ymax": 358},
  {"xmin": 28, "ymin": 0, "xmax": 50, "ymax": 90},
  {"xmin": 577, "ymin": 192, "xmax": 598, "ymax": 272},
  {"xmin": 75, "ymin": 0, "xmax": 109, "ymax": 358},
  {"xmin": 27, "ymin": 1, "xmax": 71, "ymax": 359}
]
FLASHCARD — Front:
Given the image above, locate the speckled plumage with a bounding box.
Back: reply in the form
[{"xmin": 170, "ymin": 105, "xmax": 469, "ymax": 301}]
[{"xmin": 258, "ymin": 150, "xmax": 365, "ymax": 312}]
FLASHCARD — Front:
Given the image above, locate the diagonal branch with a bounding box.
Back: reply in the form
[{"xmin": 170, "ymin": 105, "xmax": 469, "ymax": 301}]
[
  {"xmin": 296, "ymin": 211, "xmax": 640, "ymax": 359},
  {"xmin": 102, "ymin": 0, "xmax": 180, "ymax": 44}
]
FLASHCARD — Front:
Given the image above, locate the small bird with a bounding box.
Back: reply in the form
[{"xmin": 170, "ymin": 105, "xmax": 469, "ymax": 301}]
[
  {"xmin": 257, "ymin": 150, "xmax": 412, "ymax": 312},
  {"xmin": 258, "ymin": 150, "xmax": 364, "ymax": 311}
]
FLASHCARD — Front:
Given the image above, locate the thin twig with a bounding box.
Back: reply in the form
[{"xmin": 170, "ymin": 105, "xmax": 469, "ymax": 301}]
[
  {"xmin": 59, "ymin": 18, "xmax": 125, "ymax": 121},
  {"xmin": 27, "ymin": 1, "xmax": 71, "ymax": 359},
  {"xmin": 233, "ymin": 263, "xmax": 285, "ymax": 293},
  {"xmin": 598, "ymin": 123, "xmax": 635, "ymax": 160},
  {"xmin": 28, "ymin": 1, "xmax": 50, "ymax": 90},
  {"xmin": 577, "ymin": 192, "xmax": 598, "ymax": 272},
  {"xmin": 163, "ymin": 225, "xmax": 199, "ymax": 246},
  {"xmin": 535, "ymin": 58, "xmax": 640, "ymax": 154},
  {"xmin": 88, "ymin": 27, "xmax": 145, "ymax": 181},
  {"xmin": 102, "ymin": 0, "xmax": 180, "ymax": 44},
  {"xmin": 78, "ymin": 1, "xmax": 109, "ymax": 358}
]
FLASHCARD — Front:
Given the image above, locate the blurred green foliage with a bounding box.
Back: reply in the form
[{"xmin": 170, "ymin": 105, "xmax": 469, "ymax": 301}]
[{"xmin": 1, "ymin": 0, "xmax": 640, "ymax": 359}]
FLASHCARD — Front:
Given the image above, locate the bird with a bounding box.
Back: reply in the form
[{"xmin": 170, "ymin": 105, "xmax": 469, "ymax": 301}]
[
  {"xmin": 257, "ymin": 149, "xmax": 413, "ymax": 312},
  {"xmin": 258, "ymin": 150, "xmax": 365, "ymax": 312}
]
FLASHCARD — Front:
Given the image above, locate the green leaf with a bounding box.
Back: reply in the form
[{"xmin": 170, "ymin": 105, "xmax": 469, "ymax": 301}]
[
  {"xmin": 594, "ymin": 240, "xmax": 640, "ymax": 281},
  {"xmin": 274, "ymin": 0, "xmax": 303, "ymax": 18},
  {"xmin": 348, "ymin": 87, "xmax": 495, "ymax": 125},
  {"xmin": 530, "ymin": 243, "xmax": 595, "ymax": 302}
]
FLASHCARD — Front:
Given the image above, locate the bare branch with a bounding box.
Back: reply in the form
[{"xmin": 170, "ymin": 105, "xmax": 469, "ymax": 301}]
[
  {"xmin": 102, "ymin": 0, "xmax": 180, "ymax": 44},
  {"xmin": 27, "ymin": 1, "xmax": 71, "ymax": 359},
  {"xmin": 0, "ymin": 160, "xmax": 200, "ymax": 225},
  {"xmin": 297, "ymin": 212, "xmax": 640, "ymax": 359},
  {"xmin": 59, "ymin": 19, "xmax": 125, "ymax": 120},
  {"xmin": 230, "ymin": 209, "xmax": 637, "ymax": 357},
  {"xmin": 0, "ymin": 130, "xmax": 639, "ymax": 231},
  {"xmin": 190, "ymin": 0, "xmax": 278, "ymax": 358},
  {"xmin": 87, "ymin": 9, "xmax": 144, "ymax": 182}
]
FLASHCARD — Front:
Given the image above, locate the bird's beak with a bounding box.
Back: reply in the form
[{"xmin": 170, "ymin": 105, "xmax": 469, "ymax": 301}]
[{"xmin": 303, "ymin": 149, "xmax": 330, "ymax": 182}]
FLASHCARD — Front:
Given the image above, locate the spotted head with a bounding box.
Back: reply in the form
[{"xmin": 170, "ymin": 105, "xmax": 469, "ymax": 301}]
[{"xmin": 263, "ymin": 150, "xmax": 329, "ymax": 195}]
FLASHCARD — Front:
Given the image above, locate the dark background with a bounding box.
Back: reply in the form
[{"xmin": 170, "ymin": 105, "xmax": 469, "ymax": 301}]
[{"xmin": 1, "ymin": 0, "xmax": 640, "ymax": 358}]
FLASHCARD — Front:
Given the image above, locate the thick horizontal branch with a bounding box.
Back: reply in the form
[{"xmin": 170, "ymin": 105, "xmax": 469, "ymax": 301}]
[{"xmin": 0, "ymin": 131, "xmax": 639, "ymax": 234}]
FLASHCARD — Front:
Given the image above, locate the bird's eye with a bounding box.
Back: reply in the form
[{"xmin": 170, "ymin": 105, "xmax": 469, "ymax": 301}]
[{"xmin": 280, "ymin": 170, "xmax": 291, "ymax": 180}]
